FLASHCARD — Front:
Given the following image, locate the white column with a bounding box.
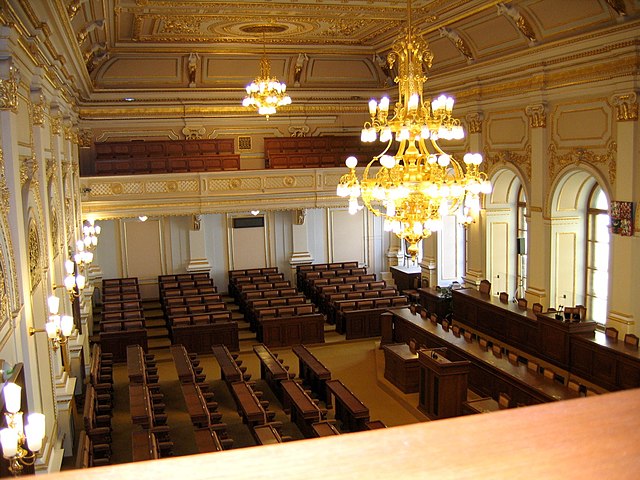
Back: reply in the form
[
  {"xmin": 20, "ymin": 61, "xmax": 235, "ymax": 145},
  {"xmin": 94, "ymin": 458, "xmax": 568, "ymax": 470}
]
[
  {"xmin": 420, "ymin": 235, "xmax": 437, "ymax": 288},
  {"xmin": 382, "ymin": 233, "xmax": 403, "ymax": 285}
]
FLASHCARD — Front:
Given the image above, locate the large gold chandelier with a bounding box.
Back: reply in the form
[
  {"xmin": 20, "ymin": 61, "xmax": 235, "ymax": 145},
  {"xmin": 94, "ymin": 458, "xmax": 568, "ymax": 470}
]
[
  {"xmin": 337, "ymin": 2, "xmax": 491, "ymax": 258},
  {"xmin": 242, "ymin": 31, "xmax": 291, "ymax": 119}
]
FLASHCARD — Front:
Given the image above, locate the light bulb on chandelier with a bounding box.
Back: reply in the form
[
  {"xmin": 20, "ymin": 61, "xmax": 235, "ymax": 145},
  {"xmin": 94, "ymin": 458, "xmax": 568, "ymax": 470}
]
[{"xmin": 337, "ymin": 0, "xmax": 492, "ymax": 258}]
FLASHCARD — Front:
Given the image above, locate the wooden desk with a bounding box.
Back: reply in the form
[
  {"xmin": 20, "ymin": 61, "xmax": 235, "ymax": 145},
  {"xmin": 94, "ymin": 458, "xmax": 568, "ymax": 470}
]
[
  {"xmin": 252, "ymin": 424, "xmax": 284, "ymax": 445},
  {"xmin": 382, "ymin": 343, "xmax": 419, "ymax": 393},
  {"xmin": 257, "ymin": 313, "xmax": 325, "ymax": 348},
  {"xmin": 171, "ymin": 321, "xmax": 239, "ymax": 354},
  {"xmin": 392, "ymin": 308, "xmax": 581, "ymax": 407},
  {"xmin": 463, "ymin": 397, "xmax": 500, "ymax": 415},
  {"xmin": 281, "ymin": 380, "xmax": 325, "ymax": 438},
  {"xmin": 126, "ymin": 345, "xmax": 146, "ymax": 383},
  {"xmin": 312, "ymin": 420, "xmax": 341, "ymax": 437},
  {"xmin": 131, "ymin": 430, "xmax": 159, "ymax": 462},
  {"xmin": 364, "ymin": 420, "xmax": 387, "ymax": 430},
  {"xmin": 170, "ymin": 345, "xmax": 195, "ymax": 383},
  {"xmin": 253, "ymin": 344, "xmax": 290, "ymax": 400},
  {"xmin": 570, "ymin": 331, "xmax": 640, "ymax": 391},
  {"xmin": 230, "ymin": 382, "xmax": 267, "ymax": 427},
  {"xmin": 390, "ymin": 265, "xmax": 421, "ymax": 293},
  {"xmin": 326, "ymin": 379, "xmax": 370, "ymax": 432},
  {"xmin": 211, "ymin": 345, "xmax": 243, "ymax": 384},
  {"xmin": 536, "ymin": 312, "xmax": 597, "ymax": 370},
  {"xmin": 193, "ymin": 427, "xmax": 224, "ymax": 453},
  {"xmin": 129, "ymin": 384, "xmax": 151, "ymax": 428},
  {"xmin": 452, "ymin": 288, "xmax": 539, "ymax": 356},
  {"xmin": 180, "ymin": 383, "xmax": 209, "ymax": 427},
  {"xmin": 418, "ymin": 348, "xmax": 470, "ymax": 419},
  {"xmin": 417, "ymin": 287, "xmax": 451, "ymax": 319},
  {"xmin": 292, "ymin": 344, "xmax": 332, "ymax": 407}
]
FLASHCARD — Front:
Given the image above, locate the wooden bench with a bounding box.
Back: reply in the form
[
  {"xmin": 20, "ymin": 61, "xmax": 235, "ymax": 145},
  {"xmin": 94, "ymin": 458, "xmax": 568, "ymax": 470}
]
[
  {"xmin": 253, "ymin": 344, "xmax": 292, "ymax": 400},
  {"xmin": 280, "ymin": 380, "xmax": 326, "ymax": 438},
  {"xmin": 229, "ymin": 381, "xmax": 271, "ymax": 427},
  {"xmin": 211, "ymin": 345, "xmax": 247, "ymax": 384},
  {"xmin": 292, "ymin": 344, "xmax": 332, "ymax": 407},
  {"xmin": 311, "ymin": 420, "xmax": 341, "ymax": 437},
  {"xmin": 326, "ymin": 379, "xmax": 370, "ymax": 432},
  {"xmin": 252, "ymin": 423, "xmax": 285, "ymax": 445}
]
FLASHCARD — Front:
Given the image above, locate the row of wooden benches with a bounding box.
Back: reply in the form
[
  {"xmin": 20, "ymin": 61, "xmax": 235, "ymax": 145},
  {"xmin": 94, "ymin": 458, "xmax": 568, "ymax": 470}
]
[
  {"xmin": 78, "ymin": 345, "xmax": 114, "ymax": 468},
  {"xmin": 170, "ymin": 345, "xmax": 234, "ymax": 452},
  {"xmin": 126, "ymin": 345, "xmax": 175, "ymax": 461}
]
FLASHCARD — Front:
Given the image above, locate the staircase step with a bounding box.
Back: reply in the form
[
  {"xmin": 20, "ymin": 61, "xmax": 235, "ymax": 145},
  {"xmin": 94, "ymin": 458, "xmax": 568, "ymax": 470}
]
[
  {"xmin": 148, "ymin": 337, "xmax": 171, "ymax": 350},
  {"xmin": 147, "ymin": 328, "xmax": 169, "ymax": 339}
]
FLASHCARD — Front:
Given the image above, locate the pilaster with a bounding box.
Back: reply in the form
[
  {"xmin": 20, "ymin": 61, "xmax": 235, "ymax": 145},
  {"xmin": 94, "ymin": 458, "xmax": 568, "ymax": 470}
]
[
  {"xmin": 186, "ymin": 215, "xmax": 212, "ymax": 273},
  {"xmin": 524, "ymin": 103, "xmax": 550, "ymax": 307},
  {"xmin": 606, "ymin": 92, "xmax": 638, "ymax": 333},
  {"xmin": 289, "ymin": 209, "xmax": 314, "ymax": 278}
]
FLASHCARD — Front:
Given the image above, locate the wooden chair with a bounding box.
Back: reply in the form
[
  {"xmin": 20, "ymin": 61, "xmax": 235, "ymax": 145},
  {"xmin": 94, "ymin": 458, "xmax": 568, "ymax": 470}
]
[
  {"xmin": 408, "ymin": 338, "xmax": 418, "ymax": 354},
  {"xmin": 532, "ymin": 302, "xmax": 543, "ymax": 313},
  {"xmin": 605, "ymin": 327, "xmax": 619, "ymax": 340},
  {"xmin": 478, "ymin": 279, "xmax": 491, "ymax": 295},
  {"xmin": 479, "ymin": 338, "xmax": 489, "ymax": 351},
  {"xmin": 527, "ymin": 360, "xmax": 538, "ymax": 373},
  {"xmin": 430, "ymin": 313, "xmax": 438, "ymax": 325},
  {"xmin": 498, "ymin": 392, "xmax": 511, "ymax": 409},
  {"xmin": 441, "ymin": 319, "xmax": 450, "ymax": 331},
  {"xmin": 452, "ymin": 325, "xmax": 461, "ymax": 337},
  {"xmin": 567, "ymin": 380, "xmax": 581, "ymax": 394},
  {"xmin": 463, "ymin": 331, "xmax": 473, "ymax": 342},
  {"xmin": 491, "ymin": 345, "xmax": 502, "ymax": 358},
  {"xmin": 543, "ymin": 368, "xmax": 555, "ymax": 381},
  {"xmin": 624, "ymin": 333, "xmax": 639, "ymax": 347},
  {"xmin": 507, "ymin": 352, "xmax": 519, "ymax": 365},
  {"xmin": 499, "ymin": 292, "xmax": 508, "ymax": 303},
  {"xmin": 517, "ymin": 298, "xmax": 527, "ymax": 309}
]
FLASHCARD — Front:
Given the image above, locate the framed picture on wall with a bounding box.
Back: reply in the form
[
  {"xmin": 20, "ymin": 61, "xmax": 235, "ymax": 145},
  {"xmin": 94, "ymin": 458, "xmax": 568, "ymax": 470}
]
[{"xmin": 610, "ymin": 201, "xmax": 634, "ymax": 236}]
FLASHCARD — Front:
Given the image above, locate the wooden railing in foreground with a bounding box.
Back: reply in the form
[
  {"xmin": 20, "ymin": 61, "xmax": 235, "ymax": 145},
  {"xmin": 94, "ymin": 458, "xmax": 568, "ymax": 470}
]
[{"xmin": 48, "ymin": 388, "xmax": 640, "ymax": 479}]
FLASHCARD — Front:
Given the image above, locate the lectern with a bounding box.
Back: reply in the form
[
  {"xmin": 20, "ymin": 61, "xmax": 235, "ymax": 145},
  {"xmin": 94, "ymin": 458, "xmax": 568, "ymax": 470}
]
[{"xmin": 418, "ymin": 348, "xmax": 470, "ymax": 420}]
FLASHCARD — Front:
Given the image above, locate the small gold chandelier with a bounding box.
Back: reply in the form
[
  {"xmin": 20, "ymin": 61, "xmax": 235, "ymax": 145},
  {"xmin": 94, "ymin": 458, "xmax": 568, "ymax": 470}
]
[
  {"xmin": 337, "ymin": 1, "xmax": 491, "ymax": 258},
  {"xmin": 242, "ymin": 31, "xmax": 291, "ymax": 119}
]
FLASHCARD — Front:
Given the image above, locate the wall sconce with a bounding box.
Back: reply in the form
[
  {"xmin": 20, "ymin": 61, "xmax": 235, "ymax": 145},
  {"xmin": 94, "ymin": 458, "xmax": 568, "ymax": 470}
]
[
  {"xmin": 82, "ymin": 219, "xmax": 100, "ymax": 249},
  {"xmin": 63, "ymin": 259, "xmax": 85, "ymax": 301},
  {"xmin": 29, "ymin": 296, "xmax": 74, "ymax": 351},
  {"xmin": 0, "ymin": 383, "xmax": 45, "ymax": 475},
  {"xmin": 73, "ymin": 240, "xmax": 93, "ymax": 267}
]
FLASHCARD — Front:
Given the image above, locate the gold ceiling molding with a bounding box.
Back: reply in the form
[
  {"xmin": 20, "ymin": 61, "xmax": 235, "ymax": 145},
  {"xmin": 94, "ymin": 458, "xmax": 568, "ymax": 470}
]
[
  {"xmin": 548, "ymin": 141, "xmax": 617, "ymax": 187},
  {"xmin": 77, "ymin": 103, "xmax": 367, "ymax": 119},
  {"xmin": 30, "ymin": 92, "xmax": 46, "ymax": 126}
]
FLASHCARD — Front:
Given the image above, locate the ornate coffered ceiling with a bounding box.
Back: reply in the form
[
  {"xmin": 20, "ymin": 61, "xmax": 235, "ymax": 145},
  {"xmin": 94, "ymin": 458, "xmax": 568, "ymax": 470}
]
[{"xmin": 20, "ymin": 1, "xmax": 640, "ymax": 109}]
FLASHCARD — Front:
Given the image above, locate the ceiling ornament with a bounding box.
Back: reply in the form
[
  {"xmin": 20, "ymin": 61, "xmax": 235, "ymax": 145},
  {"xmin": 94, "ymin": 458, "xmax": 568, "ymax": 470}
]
[
  {"xmin": 242, "ymin": 28, "xmax": 292, "ymax": 120},
  {"xmin": 337, "ymin": 0, "xmax": 491, "ymax": 258},
  {"xmin": 497, "ymin": 3, "xmax": 537, "ymax": 44},
  {"xmin": 439, "ymin": 27, "xmax": 474, "ymax": 62}
]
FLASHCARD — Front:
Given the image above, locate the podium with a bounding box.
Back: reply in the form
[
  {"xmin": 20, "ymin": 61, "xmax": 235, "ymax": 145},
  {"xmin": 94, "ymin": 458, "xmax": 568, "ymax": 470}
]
[{"xmin": 418, "ymin": 348, "xmax": 470, "ymax": 420}]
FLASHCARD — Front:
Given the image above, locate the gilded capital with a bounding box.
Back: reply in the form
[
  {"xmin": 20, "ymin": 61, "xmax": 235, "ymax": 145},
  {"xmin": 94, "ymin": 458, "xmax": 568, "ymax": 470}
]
[
  {"xmin": 465, "ymin": 113, "xmax": 483, "ymax": 134},
  {"xmin": 20, "ymin": 155, "xmax": 39, "ymax": 186},
  {"xmin": 31, "ymin": 92, "xmax": 46, "ymax": 126},
  {"xmin": 525, "ymin": 104, "xmax": 546, "ymax": 128},
  {"xmin": 0, "ymin": 66, "xmax": 20, "ymax": 112},
  {"xmin": 78, "ymin": 128, "xmax": 93, "ymax": 148},
  {"xmin": 50, "ymin": 113, "xmax": 62, "ymax": 135},
  {"xmin": 611, "ymin": 93, "xmax": 638, "ymax": 121}
]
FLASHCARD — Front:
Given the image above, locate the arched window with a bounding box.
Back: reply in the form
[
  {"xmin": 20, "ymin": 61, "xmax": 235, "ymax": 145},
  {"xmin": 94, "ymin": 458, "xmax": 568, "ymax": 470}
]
[
  {"xmin": 516, "ymin": 186, "xmax": 527, "ymax": 298},
  {"xmin": 585, "ymin": 185, "xmax": 609, "ymax": 323}
]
